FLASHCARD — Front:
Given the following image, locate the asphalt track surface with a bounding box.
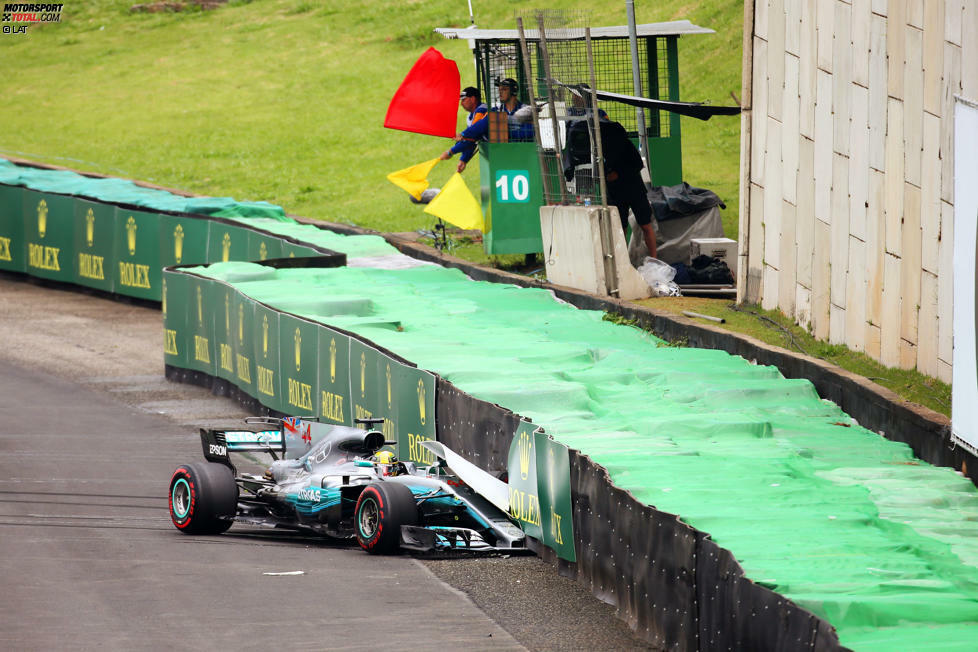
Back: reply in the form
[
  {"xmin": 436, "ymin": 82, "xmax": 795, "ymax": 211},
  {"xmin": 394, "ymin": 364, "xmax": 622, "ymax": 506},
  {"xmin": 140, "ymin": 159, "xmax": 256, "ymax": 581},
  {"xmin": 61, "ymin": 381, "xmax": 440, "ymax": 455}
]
[{"xmin": 0, "ymin": 274, "xmax": 654, "ymax": 651}]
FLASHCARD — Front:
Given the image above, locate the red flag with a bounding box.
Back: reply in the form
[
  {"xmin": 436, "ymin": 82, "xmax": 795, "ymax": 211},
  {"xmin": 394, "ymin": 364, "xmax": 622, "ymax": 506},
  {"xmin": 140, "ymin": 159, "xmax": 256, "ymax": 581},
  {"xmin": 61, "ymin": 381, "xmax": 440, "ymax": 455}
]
[{"xmin": 384, "ymin": 47, "xmax": 460, "ymax": 138}]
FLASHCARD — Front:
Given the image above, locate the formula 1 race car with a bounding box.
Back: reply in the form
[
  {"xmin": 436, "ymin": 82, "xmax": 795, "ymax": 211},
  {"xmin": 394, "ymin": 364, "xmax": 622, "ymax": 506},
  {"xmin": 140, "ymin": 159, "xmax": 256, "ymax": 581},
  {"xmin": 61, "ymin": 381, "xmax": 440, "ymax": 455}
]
[{"xmin": 167, "ymin": 417, "xmax": 526, "ymax": 554}]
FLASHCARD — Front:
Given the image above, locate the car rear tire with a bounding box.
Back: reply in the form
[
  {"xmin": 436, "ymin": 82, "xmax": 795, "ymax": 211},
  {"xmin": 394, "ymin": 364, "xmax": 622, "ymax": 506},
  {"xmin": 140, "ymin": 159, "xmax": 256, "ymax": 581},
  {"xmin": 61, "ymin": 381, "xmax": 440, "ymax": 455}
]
[
  {"xmin": 354, "ymin": 483, "xmax": 418, "ymax": 554},
  {"xmin": 169, "ymin": 462, "xmax": 237, "ymax": 535}
]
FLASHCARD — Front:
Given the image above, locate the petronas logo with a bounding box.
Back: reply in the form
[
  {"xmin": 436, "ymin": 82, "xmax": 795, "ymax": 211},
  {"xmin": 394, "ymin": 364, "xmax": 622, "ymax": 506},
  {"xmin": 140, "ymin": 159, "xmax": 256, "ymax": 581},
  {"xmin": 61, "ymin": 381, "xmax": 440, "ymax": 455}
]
[
  {"xmin": 259, "ymin": 242, "xmax": 268, "ymax": 261},
  {"xmin": 262, "ymin": 315, "xmax": 269, "ymax": 357},
  {"xmin": 385, "ymin": 363, "xmax": 392, "ymax": 408},
  {"xmin": 360, "ymin": 352, "xmax": 366, "ymax": 397},
  {"xmin": 518, "ymin": 431, "xmax": 532, "ymax": 481},
  {"xmin": 237, "ymin": 304, "xmax": 244, "ymax": 344},
  {"xmin": 173, "ymin": 225, "xmax": 184, "ymax": 263},
  {"xmin": 329, "ymin": 338, "xmax": 337, "ymax": 383},
  {"xmin": 196, "ymin": 287, "xmax": 203, "ymax": 326},
  {"xmin": 222, "ymin": 232, "xmax": 231, "ymax": 262},
  {"xmin": 225, "ymin": 293, "xmax": 231, "ymax": 335},
  {"xmin": 37, "ymin": 200, "xmax": 47, "ymax": 238},
  {"xmin": 85, "ymin": 209, "xmax": 95, "ymax": 247},
  {"xmin": 294, "ymin": 328, "xmax": 302, "ymax": 372},
  {"xmin": 126, "ymin": 216, "xmax": 137, "ymax": 255},
  {"xmin": 417, "ymin": 379, "xmax": 426, "ymax": 425}
]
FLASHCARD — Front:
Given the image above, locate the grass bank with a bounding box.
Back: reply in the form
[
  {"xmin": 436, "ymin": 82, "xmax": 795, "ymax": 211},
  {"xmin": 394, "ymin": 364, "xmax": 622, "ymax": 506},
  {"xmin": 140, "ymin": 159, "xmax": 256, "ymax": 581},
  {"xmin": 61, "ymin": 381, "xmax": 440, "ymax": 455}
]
[{"xmin": 1, "ymin": 0, "xmax": 742, "ymax": 252}]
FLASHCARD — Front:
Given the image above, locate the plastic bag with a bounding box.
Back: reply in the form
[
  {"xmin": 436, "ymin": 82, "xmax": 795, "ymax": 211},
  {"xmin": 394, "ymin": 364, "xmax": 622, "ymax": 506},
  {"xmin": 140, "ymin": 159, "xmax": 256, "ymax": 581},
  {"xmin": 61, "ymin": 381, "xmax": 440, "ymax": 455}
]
[{"xmin": 637, "ymin": 257, "xmax": 682, "ymax": 297}]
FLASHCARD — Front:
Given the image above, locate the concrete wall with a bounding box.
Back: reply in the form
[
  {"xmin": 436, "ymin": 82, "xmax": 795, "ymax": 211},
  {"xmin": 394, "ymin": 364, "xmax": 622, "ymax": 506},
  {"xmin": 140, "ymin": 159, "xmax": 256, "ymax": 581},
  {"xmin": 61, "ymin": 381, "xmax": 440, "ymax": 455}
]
[{"xmin": 738, "ymin": 0, "xmax": 978, "ymax": 382}]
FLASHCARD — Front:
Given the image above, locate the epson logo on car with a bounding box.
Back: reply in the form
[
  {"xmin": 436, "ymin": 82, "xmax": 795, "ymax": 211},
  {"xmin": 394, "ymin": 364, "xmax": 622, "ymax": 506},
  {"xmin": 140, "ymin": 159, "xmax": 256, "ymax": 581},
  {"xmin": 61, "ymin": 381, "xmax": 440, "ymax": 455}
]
[
  {"xmin": 209, "ymin": 444, "xmax": 227, "ymax": 457},
  {"xmin": 297, "ymin": 488, "xmax": 320, "ymax": 503}
]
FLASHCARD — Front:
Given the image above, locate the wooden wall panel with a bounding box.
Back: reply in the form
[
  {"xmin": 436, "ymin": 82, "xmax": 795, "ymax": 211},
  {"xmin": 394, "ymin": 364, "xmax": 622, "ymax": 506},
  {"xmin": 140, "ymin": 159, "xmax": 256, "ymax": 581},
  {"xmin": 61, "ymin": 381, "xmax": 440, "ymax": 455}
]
[
  {"xmin": 903, "ymin": 26, "xmax": 924, "ymax": 187},
  {"xmin": 849, "ymin": 84, "xmax": 869, "ymax": 241},
  {"xmin": 887, "ymin": 0, "xmax": 907, "ymax": 99},
  {"xmin": 851, "ymin": 0, "xmax": 871, "ymax": 87},
  {"xmin": 831, "ymin": 152, "xmax": 850, "ymax": 308},
  {"xmin": 923, "ymin": 1, "xmax": 945, "ymax": 116},
  {"xmin": 907, "ymin": 0, "xmax": 924, "ymax": 29},
  {"xmin": 963, "ymin": 1, "xmax": 978, "ymax": 98},
  {"xmin": 901, "ymin": 182, "xmax": 922, "ymax": 347},
  {"xmin": 780, "ymin": 200, "xmax": 798, "ymax": 312},
  {"xmin": 817, "ymin": 0, "xmax": 834, "ymax": 72},
  {"xmin": 785, "ymin": 0, "xmax": 801, "ymax": 56},
  {"xmin": 764, "ymin": 116, "xmax": 784, "ymax": 270},
  {"xmin": 748, "ymin": 183, "xmax": 766, "ymax": 303},
  {"xmin": 814, "ymin": 70, "xmax": 834, "ymax": 222},
  {"xmin": 799, "ymin": 0, "xmax": 817, "ymax": 138},
  {"xmin": 830, "ymin": 303, "xmax": 846, "ymax": 344},
  {"xmin": 795, "ymin": 283, "xmax": 812, "ymax": 330},
  {"xmin": 865, "ymin": 169, "xmax": 886, "ymax": 330},
  {"xmin": 756, "ymin": 0, "xmax": 769, "ymax": 40},
  {"xmin": 868, "ymin": 14, "xmax": 888, "ymax": 171},
  {"xmin": 768, "ymin": 0, "xmax": 786, "ymax": 122},
  {"xmin": 783, "ymin": 54, "xmax": 800, "ymax": 206},
  {"xmin": 796, "ymin": 137, "xmax": 816, "ymax": 288},
  {"xmin": 880, "ymin": 252, "xmax": 902, "ymax": 366},
  {"xmin": 833, "ymin": 1, "xmax": 852, "ymax": 157},
  {"xmin": 812, "ymin": 218, "xmax": 832, "ymax": 340},
  {"xmin": 917, "ymin": 270, "xmax": 939, "ymax": 377},
  {"xmin": 941, "ymin": 42, "xmax": 961, "ymax": 204},
  {"xmin": 920, "ymin": 112, "xmax": 942, "ymax": 274},
  {"xmin": 937, "ymin": 199, "xmax": 953, "ymax": 380},
  {"xmin": 884, "ymin": 98, "xmax": 905, "ymax": 255},
  {"xmin": 751, "ymin": 37, "xmax": 769, "ymax": 186},
  {"xmin": 845, "ymin": 236, "xmax": 867, "ymax": 352},
  {"xmin": 945, "ymin": 0, "xmax": 962, "ymax": 46},
  {"xmin": 763, "ymin": 265, "xmax": 780, "ymax": 311}
]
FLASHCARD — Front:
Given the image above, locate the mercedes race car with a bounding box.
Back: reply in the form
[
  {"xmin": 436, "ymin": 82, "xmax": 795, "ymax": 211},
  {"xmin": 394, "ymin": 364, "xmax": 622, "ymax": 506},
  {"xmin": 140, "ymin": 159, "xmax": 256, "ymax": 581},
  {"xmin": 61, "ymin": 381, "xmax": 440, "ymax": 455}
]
[{"xmin": 167, "ymin": 417, "xmax": 526, "ymax": 554}]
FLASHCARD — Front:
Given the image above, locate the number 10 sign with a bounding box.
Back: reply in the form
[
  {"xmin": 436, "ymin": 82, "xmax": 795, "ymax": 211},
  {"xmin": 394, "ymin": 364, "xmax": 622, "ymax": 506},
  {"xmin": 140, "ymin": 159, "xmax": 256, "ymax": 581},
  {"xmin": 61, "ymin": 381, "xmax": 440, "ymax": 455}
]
[{"xmin": 494, "ymin": 170, "xmax": 530, "ymax": 203}]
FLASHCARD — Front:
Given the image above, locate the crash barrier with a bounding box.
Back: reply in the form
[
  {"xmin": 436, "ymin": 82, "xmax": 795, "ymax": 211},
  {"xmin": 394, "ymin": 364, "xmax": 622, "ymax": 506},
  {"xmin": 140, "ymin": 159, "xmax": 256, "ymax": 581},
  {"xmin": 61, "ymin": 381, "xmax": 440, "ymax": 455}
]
[
  {"xmin": 170, "ymin": 261, "xmax": 978, "ymax": 651},
  {"xmin": 0, "ymin": 158, "xmax": 398, "ymax": 301},
  {"xmin": 11, "ymin": 158, "xmax": 978, "ymax": 649}
]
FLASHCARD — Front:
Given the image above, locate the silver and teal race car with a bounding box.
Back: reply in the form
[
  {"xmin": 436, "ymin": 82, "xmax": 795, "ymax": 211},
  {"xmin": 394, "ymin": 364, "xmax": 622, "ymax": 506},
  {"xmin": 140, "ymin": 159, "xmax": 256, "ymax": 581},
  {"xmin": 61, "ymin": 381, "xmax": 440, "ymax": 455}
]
[{"xmin": 167, "ymin": 417, "xmax": 526, "ymax": 554}]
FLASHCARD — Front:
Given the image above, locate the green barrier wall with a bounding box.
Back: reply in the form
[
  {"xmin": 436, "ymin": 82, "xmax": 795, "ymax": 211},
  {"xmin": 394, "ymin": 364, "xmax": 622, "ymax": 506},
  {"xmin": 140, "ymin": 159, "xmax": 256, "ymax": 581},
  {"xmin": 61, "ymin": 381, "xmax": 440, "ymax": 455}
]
[
  {"xmin": 317, "ymin": 328, "xmax": 352, "ymax": 427},
  {"xmin": 24, "ymin": 191, "xmax": 73, "ymax": 282},
  {"xmin": 0, "ymin": 185, "xmax": 24, "ymax": 272},
  {"xmin": 160, "ymin": 214, "xmax": 210, "ymax": 269},
  {"xmin": 114, "ymin": 209, "xmax": 162, "ymax": 300},
  {"xmin": 253, "ymin": 303, "xmax": 282, "ymax": 412},
  {"xmin": 74, "ymin": 199, "xmax": 115, "ymax": 293}
]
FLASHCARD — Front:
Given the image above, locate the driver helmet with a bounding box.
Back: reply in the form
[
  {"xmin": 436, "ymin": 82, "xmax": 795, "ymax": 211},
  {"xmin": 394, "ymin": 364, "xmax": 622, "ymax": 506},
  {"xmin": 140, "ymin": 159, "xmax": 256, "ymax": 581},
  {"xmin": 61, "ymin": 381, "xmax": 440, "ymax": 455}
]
[{"xmin": 372, "ymin": 450, "xmax": 400, "ymax": 476}]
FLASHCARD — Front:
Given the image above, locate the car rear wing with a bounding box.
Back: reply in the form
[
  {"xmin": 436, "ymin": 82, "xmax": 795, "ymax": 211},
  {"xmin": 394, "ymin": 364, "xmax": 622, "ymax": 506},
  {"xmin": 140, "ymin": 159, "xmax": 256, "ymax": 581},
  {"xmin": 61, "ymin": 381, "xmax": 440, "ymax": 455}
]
[{"xmin": 201, "ymin": 428, "xmax": 284, "ymax": 466}]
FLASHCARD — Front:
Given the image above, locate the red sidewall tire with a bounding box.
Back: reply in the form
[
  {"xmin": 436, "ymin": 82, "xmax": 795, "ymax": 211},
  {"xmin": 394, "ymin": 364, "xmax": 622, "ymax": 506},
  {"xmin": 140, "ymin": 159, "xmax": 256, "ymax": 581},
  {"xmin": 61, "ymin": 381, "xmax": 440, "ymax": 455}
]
[
  {"xmin": 168, "ymin": 462, "xmax": 237, "ymax": 535},
  {"xmin": 354, "ymin": 483, "xmax": 418, "ymax": 554}
]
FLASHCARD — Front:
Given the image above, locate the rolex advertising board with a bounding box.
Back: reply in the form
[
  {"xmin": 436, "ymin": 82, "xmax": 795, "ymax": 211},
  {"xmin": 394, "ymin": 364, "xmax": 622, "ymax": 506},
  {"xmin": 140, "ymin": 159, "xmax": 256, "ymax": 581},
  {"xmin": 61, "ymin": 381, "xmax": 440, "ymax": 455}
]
[
  {"xmin": 0, "ymin": 185, "xmax": 24, "ymax": 272},
  {"xmin": 248, "ymin": 231, "xmax": 284, "ymax": 263},
  {"xmin": 231, "ymin": 291, "xmax": 257, "ymax": 397},
  {"xmin": 506, "ymin": 421, "xmax": 576, "ymax": 560},
  {"xmin": 395, "ymin": 364, "xmax": 436, "ymax": 466},
  {"xmin": 162, "ymin": 270, "xmax": 188, "ymax": 369},
  {"xmin": 317, "ymin": 327, "xmax": 352, "ymax": 426},
  {"xmin": 536, "ymin": 435, "xmax": 576, "ymax": 562},
  {"xmin": 186, "ymin": 275, "xmax": 215, "ymax": 376},
  {"xmin": 252, "ymin": 303, "xmax": 284, "ymax": 413},
  {"xmin": 73, "ymin": 200, "xmax": 115, "ymax": 293},
  {"xmin": 213, "ymin": 282, "xmax": 238, "ymax": 383},
  {"xmin": 113, "ymin": 208, "xmax": 161, "ymax": 301},
  {"xmin": 24, "ymin": 191, "xmax": 74, "ymax": 282},
  {"xmin": 279, "ymin": 314, "xmax": 320, "ymax": 417},
  {"xmin": 160, "ymin": 215, "xmax": 210, "ymax": 269},
  {"xmin": 349, "ymin": 338, "xmax": 396, "ymax": 443},
  {"xmin": 208, "ymin": 223, "xmax": 249, "ymax": 264},
  {"xmin": 507, "ymin": 420, "xmax": 544, "ymax": 540}
]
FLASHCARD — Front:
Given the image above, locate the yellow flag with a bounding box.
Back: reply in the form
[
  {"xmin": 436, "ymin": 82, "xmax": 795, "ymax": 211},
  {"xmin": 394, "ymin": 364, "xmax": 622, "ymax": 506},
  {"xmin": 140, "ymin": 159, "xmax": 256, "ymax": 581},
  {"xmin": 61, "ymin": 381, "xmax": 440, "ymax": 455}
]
[
  {"xmin": 424, "ymin": 173, "xmax": 485, "ymax": 232},
  {"xmin": 386, "ymin": 158, "xmax": 440, "ymax": 200}
]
